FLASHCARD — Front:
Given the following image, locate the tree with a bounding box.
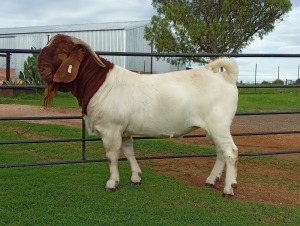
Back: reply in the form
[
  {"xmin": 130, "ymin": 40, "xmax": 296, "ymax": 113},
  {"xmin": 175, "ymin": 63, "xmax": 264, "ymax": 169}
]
[
  {"xmin": 261, "ymin": 80, "xmax": 271, "ymax": 85},
  {"xmin": 273, "ymin": 79, "xmax": 284, "ymax": 85},
  {"xmin": 144, "ymin": 0, "xmax": 292, "ymax": 64}
]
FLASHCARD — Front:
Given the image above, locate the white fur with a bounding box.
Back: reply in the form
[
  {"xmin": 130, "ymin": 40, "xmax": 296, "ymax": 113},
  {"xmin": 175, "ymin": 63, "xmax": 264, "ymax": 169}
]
[{"xmin": 85, "ymin": 58, "xmax": 239, "ymax": 195}]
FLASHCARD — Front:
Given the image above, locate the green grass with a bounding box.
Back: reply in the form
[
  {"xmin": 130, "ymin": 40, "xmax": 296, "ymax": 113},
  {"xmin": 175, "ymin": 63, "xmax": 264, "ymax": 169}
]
[
  {"xmin": 1, "ymin": 88, "xmax": 299, "ymax": 112},
  {"xmin": 238, "ymin": 88, "xmax": 300, "ymax": 112},
  {"xmin": 0, "ymin": 121, "xmax": 300, "ymax": 225},
  {"xmin": 0, "ymin": 88, "xmax": 300, "ymax": 225},
  {"xmin": 0, "ymin": 121, "xmax": 214, "ymax": 165},
  {"xmin": 0, "ymin": 92, "xmax": 78, "ymax": 108},
  {"xmin": 1, "ymin": 164, "xmax": 299, "ymax": 226}
]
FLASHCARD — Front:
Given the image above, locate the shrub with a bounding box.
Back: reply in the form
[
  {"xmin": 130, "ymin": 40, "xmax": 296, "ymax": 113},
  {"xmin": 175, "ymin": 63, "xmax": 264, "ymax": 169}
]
[
  {"xmin": 19, "ymin": 47, "xmax": 44, "ymax": 85},
  {"xmin": 261, "ymin": 80, "xmax": 271, "ymax": 85}
]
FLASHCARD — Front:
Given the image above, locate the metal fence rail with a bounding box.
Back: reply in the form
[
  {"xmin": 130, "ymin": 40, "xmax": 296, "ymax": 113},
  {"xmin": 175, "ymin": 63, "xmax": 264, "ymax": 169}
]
[
  {"xmin": 1, "ymin": 113, "xmax": 300, "ymax": 144},
  {"xmin": 2, "ymin": 49, "xmax": 300, "ymax": 58},
  {"xmin": 1, "ymin": 85, "xmax": 300, "ymax": 90},
  {"xmin": 0, "ymin": 110, "xmax": 299, "ymax": 168},
  {"xmin": 1, "ymin": 149, "xmax": 300, "ymax": 169}
]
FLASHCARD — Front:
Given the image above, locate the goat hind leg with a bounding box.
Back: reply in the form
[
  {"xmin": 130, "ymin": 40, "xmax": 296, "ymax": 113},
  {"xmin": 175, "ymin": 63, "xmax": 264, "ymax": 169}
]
[
  {"xmin": 222, "ymin": 145, "xmax": 238, "ymax": 196},
  {"xmin": 205, "ymin": 131, "xmax": 225, "ymax": 187},
  {"xmin": 206, "ymin": 127, "xmax": 238, "ymax": 195},
  {"xmin": 206, "ymin": 150, "xmax": 225, "ymax": 187},
  {"xmin": 121, "ymin": 136, "xmax": 142, "ymax": 185}
]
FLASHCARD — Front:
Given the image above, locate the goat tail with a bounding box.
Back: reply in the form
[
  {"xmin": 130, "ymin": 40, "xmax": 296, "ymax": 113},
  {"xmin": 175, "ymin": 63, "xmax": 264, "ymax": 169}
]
[{"xmin": 205, "ymin": 58, "xmax": 238, "ymax": 84}]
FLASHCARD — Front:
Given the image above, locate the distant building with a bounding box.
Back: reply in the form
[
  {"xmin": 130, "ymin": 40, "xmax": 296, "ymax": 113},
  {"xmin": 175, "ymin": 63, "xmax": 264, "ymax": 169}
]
[
  {"xmin": 285, "ymin": 79, "xmax": 296, "ymax": 85},
  {"xmin": 0, "ymin": 21, "xmax": 185, "ymax": 77}
]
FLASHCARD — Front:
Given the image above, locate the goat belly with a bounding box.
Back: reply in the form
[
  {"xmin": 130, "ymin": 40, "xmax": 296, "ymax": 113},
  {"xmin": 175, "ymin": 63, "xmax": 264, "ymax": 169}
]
[
  {"xmin": 124, "ymin": 125, "xmax": 199, "ymax": 138},
  {"xmin": 123, "ymin": 109, "xmax": 203, "ymax": 138}
]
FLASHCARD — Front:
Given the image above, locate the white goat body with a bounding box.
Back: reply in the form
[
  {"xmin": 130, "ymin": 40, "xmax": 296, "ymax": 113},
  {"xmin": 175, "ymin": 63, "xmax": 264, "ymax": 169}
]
[
  {"xmin": 86, "ymin": 61, "xmax": 238, "ymax": 139},
  {"xmin": 85, "ymin": 58, "xmax": 239, "ymax": 195},
  {"xmin": 38, "ymin": 34, "xmax": 239, "ymax": 196}
]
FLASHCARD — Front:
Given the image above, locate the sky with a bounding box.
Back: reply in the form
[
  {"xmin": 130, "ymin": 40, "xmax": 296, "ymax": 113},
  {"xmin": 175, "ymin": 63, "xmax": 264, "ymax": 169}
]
[{"xmin": 0, "ymin": 0, "xmax": 300, "ymax": 83}]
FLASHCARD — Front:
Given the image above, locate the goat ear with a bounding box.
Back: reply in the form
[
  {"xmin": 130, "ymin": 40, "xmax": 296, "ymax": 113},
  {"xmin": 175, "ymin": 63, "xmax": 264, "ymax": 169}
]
[{"xmin": 53, "ymin": 48, "xmax": 85, "ymax": 83}]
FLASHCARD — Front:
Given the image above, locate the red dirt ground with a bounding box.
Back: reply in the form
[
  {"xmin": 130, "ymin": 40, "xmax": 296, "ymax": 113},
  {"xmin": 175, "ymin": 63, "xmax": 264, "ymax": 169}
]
[{"xmin": 0, "ymin": 104, "xmax": 299, "ymax": 206}]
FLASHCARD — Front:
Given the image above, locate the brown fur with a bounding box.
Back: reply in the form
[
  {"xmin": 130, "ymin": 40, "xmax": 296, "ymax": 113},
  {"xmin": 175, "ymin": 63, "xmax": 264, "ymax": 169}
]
[
  {"xmin": 52, "ymin": 46, "xmax": 86, "ymax": 83},
  {"xmin": 38, "ymin": 34, "xmax": 114, "ymax": 114}
]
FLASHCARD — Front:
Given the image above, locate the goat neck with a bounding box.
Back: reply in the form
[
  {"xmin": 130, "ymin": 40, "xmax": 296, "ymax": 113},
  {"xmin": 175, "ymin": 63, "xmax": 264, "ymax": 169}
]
[{"xmin": 71, "ymin": 54, "xmax": 114, "ymax": 114}]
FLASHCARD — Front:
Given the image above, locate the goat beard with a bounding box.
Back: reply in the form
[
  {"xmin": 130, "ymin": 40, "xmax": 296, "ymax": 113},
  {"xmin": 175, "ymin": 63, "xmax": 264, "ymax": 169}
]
[{"xmin": 44, "ymin": 83, "xmax": 58, "ymax": 107}]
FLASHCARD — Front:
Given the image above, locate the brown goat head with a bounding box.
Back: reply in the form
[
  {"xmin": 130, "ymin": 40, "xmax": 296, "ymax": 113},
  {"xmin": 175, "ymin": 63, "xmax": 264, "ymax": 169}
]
[{"xmin": 38, "ymin": 34, "xmax": 106, "ymax": 107}]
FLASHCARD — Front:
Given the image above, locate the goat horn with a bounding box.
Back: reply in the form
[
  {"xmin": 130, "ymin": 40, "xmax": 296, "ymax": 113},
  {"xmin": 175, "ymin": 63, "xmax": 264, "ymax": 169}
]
[{"xmin": 71, "ymin": 37, "xmax": 106, "ymax": 67}]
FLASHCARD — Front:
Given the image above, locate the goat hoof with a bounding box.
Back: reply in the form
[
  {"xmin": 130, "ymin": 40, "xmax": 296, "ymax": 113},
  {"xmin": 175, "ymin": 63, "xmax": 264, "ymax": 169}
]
[
  {"xmin": 105, "ymin": 187, "xmax": 117, "ymax": 192},
  {"xmin": 205, "ymin": 183, "xmax": 215, "ymax": 189},
  {"xmin": 231, "ymin": 183, "xmax": 238, "ymax": 189},
  {"xmin": 130, "ymin": 173, "xmax": 142, "ymax": 185},
  {"xmin": 105, "ymin": 180, "xmax": 119, "ymax": 192},
  {"xmin": 222, "ymin": 193, "xmax": 234, "ymax": 198},
  {"xmin": 130, "ymin": 181, "xmax": 142, "ymax": 186}
]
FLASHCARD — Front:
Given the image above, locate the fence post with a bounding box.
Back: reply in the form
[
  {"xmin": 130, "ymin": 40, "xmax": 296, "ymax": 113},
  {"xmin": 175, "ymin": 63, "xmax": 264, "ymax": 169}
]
[
  {"xmin": 81, "ymin": 115, "xmax": 86, "ymax": 161},
  {"xmin": 6, "ymin": 53, "xmax": 11, "ymax": 81},
  {"xmin": 254, "ymin": 63, "xmax": 257, "ymax": 92}
]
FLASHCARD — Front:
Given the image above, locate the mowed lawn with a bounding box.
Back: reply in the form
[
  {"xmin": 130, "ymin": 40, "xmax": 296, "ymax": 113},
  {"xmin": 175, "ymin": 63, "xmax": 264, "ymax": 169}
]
[
  {"xmin": 1, "ymin": 87, "xmax": 299, "ymax": 112},
  {"xmin": 0, "ymin": 88, "xmax": 300, "ymax": 225},
  {"xmin": 238, "ymin": 87, "xmax": 300, "ymax": 112}
]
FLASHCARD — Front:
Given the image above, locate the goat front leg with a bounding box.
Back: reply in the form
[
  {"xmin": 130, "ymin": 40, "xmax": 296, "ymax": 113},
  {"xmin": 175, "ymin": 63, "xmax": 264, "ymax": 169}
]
[
  {"xmin": 102, "ymin": 133, "xmax": 122, "ymax": 192},
  {"xmin": 121, "ymin": 136, "xmax": 142, "ymax": 185}
]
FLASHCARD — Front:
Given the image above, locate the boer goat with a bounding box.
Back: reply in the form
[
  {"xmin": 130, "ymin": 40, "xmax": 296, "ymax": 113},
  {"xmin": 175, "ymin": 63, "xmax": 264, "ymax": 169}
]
[{"xmin": 38, "ymin": 34, "xmax": 239, "ymax": 196}]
